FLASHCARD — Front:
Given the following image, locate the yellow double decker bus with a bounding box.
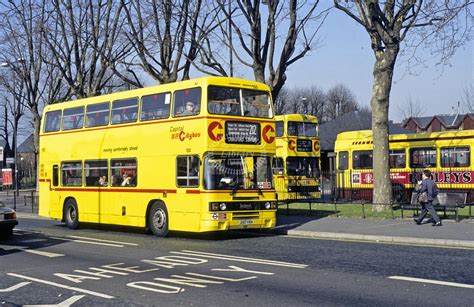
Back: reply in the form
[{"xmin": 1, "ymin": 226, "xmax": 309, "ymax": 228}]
[
  {"xmin": 272, "ymin": 114, "xmax": 321, "ymax": 200},
  {"xmin": 335, "ymin": 129, "xmax": 474, "ymax": 202},
  {"xmin": 39, "ymin": 76, "xmax": 277, "ymax": 236}
]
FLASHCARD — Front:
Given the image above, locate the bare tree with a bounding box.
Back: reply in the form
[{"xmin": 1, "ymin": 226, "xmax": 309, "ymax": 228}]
[
  {"xmin": 41, "ymin": 0, "xmax": 129, "ymax": 98},
  {"xmin": 461, "ymin": 83, "xmax": 474, "ymax": 112},
  {"xmin": 325, "ymin": 84, "xmax": 359, "ymax": 121},
  {"xmin": 213, "ymin": 1, "xmax": 328, "ymax": 100},
  {"xmin": 120, "ymin": 0, "xmax": 217, "ymax": 85},
  {"xmin": 334, "ymin": 0, "xmax": 473, "ymax": 207},
  {"xmin": 398, "ymin": 94, "xmax": 424, "ymax": 121}
]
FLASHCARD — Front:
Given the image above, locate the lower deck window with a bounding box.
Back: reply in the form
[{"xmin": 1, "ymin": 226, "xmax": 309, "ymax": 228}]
[
  {"xmin": 110, "ymin": 159, "xmax": 137, "ymax": 187},
  {"xmin": 61, "ymin": 161, "xmax": 82, "ymax": 186}
]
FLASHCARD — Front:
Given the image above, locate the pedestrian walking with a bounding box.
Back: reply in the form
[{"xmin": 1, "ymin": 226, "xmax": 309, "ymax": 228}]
[{"xmin": 414, "ymin": 169, "xmax": 442, "ymax": 226}]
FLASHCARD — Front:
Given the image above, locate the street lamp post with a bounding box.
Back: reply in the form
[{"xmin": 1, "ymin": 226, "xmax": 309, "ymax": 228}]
[{"xmin": 1, "ymin": 58, "xmax": 25, "ymax": 210}]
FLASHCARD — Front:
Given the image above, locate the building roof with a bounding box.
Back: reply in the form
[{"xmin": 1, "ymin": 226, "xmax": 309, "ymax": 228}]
[
  {"xmin": 319, "ymin": 110, "xmax": 410, "ymax": 152},
  {"xmin": 17, "ymin": 134, "xmax": 35, "ymax": 153},
  {"xmin": 403, "ymin": 113, "xmax": 474, "ymax": 130}
]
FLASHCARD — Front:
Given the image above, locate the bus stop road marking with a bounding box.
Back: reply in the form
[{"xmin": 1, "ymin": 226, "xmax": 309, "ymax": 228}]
[
  {"xmin": 171, "ymin": 250, "xmax": 308, "ymax": 269},
  {"xmin": 50, "ymin": 237, "xmax": 124, "ymax": 247},
  {"xmin": 24, "ymin": 295, "xmax": 85, "ymax": 307},
  {"xmin": 23, "ymin": 249, "xmax": 65, "ymax": 258},
  {"xmin": 7, "ymin": 273, "xmax": 114, "ymax": 299},
  {"xmin": 0, "ymin": 281, "xmax": 31, "ymax": 292},
  {"xmin": 67, "ymin": 235, "xmax": 138, "ymax": 246},
  {"xmin": 388, "ymin": 276, "xmax": 474, "ymax": 289}
]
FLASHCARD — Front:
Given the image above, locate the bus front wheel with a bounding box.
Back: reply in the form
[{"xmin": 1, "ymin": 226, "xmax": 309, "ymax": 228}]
[
  {"xmin": 64, "ymin": 199, "xmax": 79, "ymax": 229},
  {"xmin": 148, "ymin": 202, "xmax": 169, "ymax": 237}
]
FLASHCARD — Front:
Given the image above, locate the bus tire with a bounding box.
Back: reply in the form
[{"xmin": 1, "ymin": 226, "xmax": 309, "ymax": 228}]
[
  {"xmin": 63, "ymin": 198, "xmax": 79, "ymax": 229},
  {"xmin": 148, "ymin": 202, "xmax": 169, "ymax": 237}
]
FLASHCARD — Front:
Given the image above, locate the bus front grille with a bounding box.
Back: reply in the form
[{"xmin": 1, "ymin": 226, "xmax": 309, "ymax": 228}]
[{"xmin": 232, "ymin": 211, "xmax": 260, "ymax": 219}]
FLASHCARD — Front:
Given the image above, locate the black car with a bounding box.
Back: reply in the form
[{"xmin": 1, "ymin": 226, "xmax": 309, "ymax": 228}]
[{"xmin": 0, "ymin": 201, "xmax": 18, "ymax": 238}]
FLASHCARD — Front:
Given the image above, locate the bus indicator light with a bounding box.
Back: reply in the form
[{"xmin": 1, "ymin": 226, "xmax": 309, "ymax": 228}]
[
  {"xmin": 208, "ymin": 121, "xmax": 223, "ymax": 141},
  {"xmin": 262, "ymin": 125, "xmax": 275, "ymax": 143}
]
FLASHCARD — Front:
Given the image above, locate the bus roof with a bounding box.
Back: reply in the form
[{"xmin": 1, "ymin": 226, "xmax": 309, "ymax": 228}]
[
  {"xmin": 43, "ymin": 76, "xmax": 271, "ymax": 113},
  {"xmin": 275, "ymin": 114, "xmax": 319, "ymax": 124},
  {"xmin": 336, "ymin": 129, "xmax": 474, "ymax": 142}
]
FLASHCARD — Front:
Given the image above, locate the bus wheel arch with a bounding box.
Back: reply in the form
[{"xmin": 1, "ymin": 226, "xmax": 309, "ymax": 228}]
[
  {"xmin": 63, "ymin": 197, "xmax": 79, "ymax": 229},
  {"xmin": 146, "ymin": 200, "xmax": 169, "ymax": 237}
]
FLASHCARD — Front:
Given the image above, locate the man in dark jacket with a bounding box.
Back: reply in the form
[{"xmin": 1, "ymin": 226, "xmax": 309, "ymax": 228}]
[{"xmin": 414, "ymin": 170, "xmax": 442, "ymax": 226}]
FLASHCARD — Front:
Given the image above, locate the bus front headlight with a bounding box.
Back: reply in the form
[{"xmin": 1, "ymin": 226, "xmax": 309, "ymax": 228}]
[
  {"xmin": 265, "ymin": 202, "xmax": 271, "ymax": 209},
  {"xmin": 219, "ymin": 203, "xmax": 227, "ymax": 211}
]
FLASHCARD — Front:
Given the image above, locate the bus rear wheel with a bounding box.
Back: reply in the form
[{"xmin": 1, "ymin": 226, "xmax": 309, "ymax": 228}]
[
  {"xmin": 64, "ymin": 199, "xmax": 79, "ymax": 229},
  {"xmin": 148, "ymin": 202, "xmax": 169, "ymax": 237}
]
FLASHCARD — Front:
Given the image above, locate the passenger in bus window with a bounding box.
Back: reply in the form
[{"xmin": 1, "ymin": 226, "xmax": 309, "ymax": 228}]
[
  {"xmin": 98, "ymin": 176, "xmax": 107, "ymax": 187},
  {"xmin": 181, "ymin": 101, "xmax": 198, "ymax": 116},
  {"xmin": 227, "ymin": 103, "xmax": 240, "ymax": 116},
  {"xmin": 121, "ymin": 174, "xmax": 133, "ymax": 186}
]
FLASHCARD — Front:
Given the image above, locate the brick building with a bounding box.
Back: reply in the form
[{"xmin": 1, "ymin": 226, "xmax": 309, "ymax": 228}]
[{"xmin": 402, "ymin": 114, "xmax": 474, "ymax": 132}]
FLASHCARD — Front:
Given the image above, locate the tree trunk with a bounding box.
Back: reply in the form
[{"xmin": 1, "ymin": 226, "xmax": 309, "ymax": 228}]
[{"xmin": 371, "ymin": 48, "xmax": 398, "ymax": 209}]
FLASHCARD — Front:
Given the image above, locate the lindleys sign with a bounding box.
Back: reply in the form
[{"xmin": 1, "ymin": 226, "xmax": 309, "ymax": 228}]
[{"xmin": 352, "ymin": 171, "xmax": 474, "ymax": 185}]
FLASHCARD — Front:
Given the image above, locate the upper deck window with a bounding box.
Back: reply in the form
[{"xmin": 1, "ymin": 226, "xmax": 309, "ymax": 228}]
[
  {"xmin": 141, "ymin": 92, "xmax": 171, "ymax": 121},
  {"xmin": 287, "ymin": 122, "xmax": 317, "ymax": 137},
  {"xmin": 208, "ymin": 86, "xmax": 272, "ymax": 118},
  {"xmin": 44, "ymin": 110, "xmax": 62, "ymax": 133},
  {"xmin": 62, "ymin": 106, "xmax": 84, "ymax": 130},
  {"xmin": 86, "ymin": 102, "xmax": 110, "ymax": 127},
  {"xmin": 276, "ymin": 121, "xmax": 284, "ymax": 137},
  {"xmin": 173, "ymin": 88, "xmax": 201, "ymax": 117},
  {"xmin": 112, "ymin": 98, "xmax": 138, "ymax": 124}
]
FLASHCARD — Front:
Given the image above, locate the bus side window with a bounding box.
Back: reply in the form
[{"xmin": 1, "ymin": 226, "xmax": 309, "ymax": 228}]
[
  {"xmin": 141, "ymin": 92, "xmax": 171, "ymax": 121},
  {"xmin": 52, "ymin": 165, "xmax": 59, "ymax": 187},
  {"xmin": 272, "ymin": 158, "xmax": 284, "ymax": 175},
  {"xmin": 276, "ymin": 121, "xmax": 284, "ymax": 137},
  {"xmin": 177, "ymin": 156, "xmax": 200, "ymax": 187},
  {"xmin": 110, "ymin": 159, "xmax": 137, "ymax": 187},
  {"xmin": 353, "ymin": 150, "xmax": 373, "ymax": 169},
  {"xmin": 173, "ymin": 88, "xmax": 201, "ymax": 117},
  {"xmin": 86, "ymin": 102, "xmax": 110, "ymax": 128},
  {"xmin": 440, "ymin": 146, "xmax": 470, "ymax": 167},
  {"xmin": 62, "ymin": 106, "xmax": 84, "ymax": 130},
  {"xmin": 44, "ymin": 110, "xmax": 62, "ymax": 133},
  {"xmin": 111, "ymin": 97, "xmax": 139, "ymax": 124},
  {"xmin": 61, "ymin": 161, "xmax": 82, "ymax": 186},
  {"xmin": 84, "ymin": 160, "xmax": 108, "ymax": 187},
  {"xmin": 410, "ymin": 147, "xmax": 437, "ymax": 168},
  {"xmin": 389, "ymin": 149, "xmax": 406, "ymax": 168},
  {"xmin": 338, "ymin": 151, "xmax": 349, "ymax": 170}
]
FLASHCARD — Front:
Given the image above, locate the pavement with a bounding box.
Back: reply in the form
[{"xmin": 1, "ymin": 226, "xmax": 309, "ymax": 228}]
[{"xmin": 2, "ymin": 189, "xmax": 473, "ymax": 248}]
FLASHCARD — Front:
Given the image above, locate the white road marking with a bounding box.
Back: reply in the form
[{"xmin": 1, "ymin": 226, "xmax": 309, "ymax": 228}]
[
  {"xmin": 23, "ymin": 249, "xmax": 64, "ymax": 258},
  {"xmin": 51, "ymin": 237, "xmax": 124, "ymax": 247},
  {"xmin": 7, "ymin": 273, "xmax": 114, "ymax": 299},
  {"xmin": 24, "ymin": 295, "xmax": 85, "ymax": 307},
  {"xmin": 388, "ymin": 276, "xmax": 474, "ymax": 289},
  {"xmin": 171, "ymin": 250, "xmax": 308, "ymax": 269},
  {"xmin": 67, "ymin": 235, "xmax": 138, "ymax": 246},
  {"xmin": 0, "ymin": 281, "xmax": 31, "ymax": 292}
]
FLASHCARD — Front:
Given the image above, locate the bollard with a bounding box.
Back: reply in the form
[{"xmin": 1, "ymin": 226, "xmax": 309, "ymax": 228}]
[
  {"xmin": 24, "ymin": 195, "xmax": 27, "ymax": 206},
  {"xmin": 390, "ymin": 201, "xmax": 394, "ymax": 220},
  {"xmin": 31, "ymin": 191, "xmax": 35, "ymax": 213},
  {"xmin": 361, "ymin": 202, "xmax": 365, "ymax": 219}
]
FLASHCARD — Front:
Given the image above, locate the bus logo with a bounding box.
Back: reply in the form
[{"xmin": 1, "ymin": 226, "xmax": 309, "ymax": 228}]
[
  {"xmin": 262, "ymin": 125, "xmax": 275, "ymax": 143},
  {"xmin": 208, "ymin": 121, "xmax": 223, "ymax": 141},
  {"xmin": 288, "ymin": 139, "xmax": 296, "ymax": 150},
  {"xmin": 314, "ymin": 140, "xmax": 320, "ymax": 152}
]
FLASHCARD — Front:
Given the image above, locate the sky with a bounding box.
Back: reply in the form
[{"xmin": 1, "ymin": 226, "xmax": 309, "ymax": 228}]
[{"xmin": 283, "ymin": 7, "xmax": 473, "ymax": 123}]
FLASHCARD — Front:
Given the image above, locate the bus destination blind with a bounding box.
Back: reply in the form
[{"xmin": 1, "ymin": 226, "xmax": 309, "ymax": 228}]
[
  {"xmin": 225, "ymin": 121, "xmax": 261, "ymax": 144},
  {"xmin": 297, "ymin": 139, "xmax": 312, "ymax": 152}
]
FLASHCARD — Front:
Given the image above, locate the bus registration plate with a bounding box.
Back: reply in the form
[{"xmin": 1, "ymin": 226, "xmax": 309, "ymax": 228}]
[{"xmin": 238, "ymin": 220, "xmax": 254, "ymax": 225}]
